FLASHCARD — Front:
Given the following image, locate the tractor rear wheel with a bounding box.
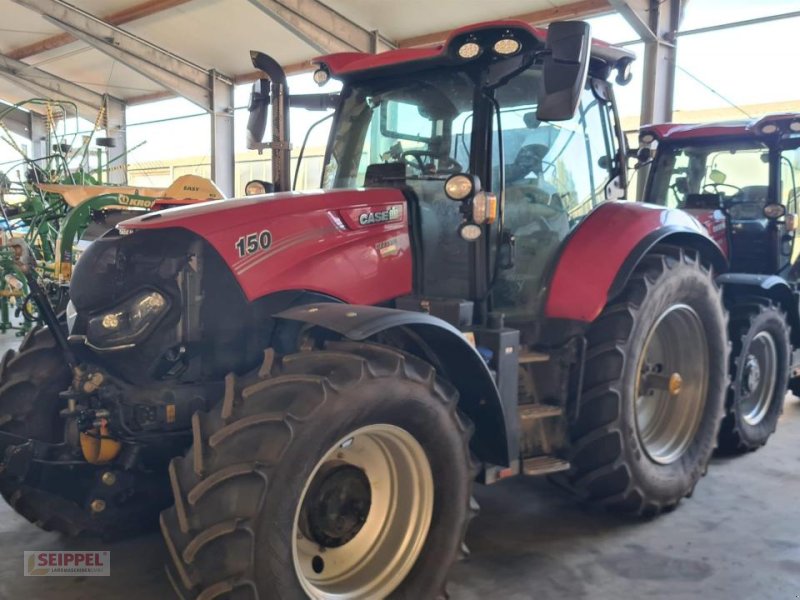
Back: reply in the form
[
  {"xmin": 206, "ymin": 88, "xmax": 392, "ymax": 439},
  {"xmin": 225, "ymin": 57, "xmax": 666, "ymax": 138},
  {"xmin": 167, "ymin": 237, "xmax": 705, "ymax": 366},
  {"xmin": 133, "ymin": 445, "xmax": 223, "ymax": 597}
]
[
  {"xmin": 161, "ymin": 341, "xmax": 475, "ymax": 599},
  {"xmin": 568, "ymin": 248, "xmax": 728, "ymax": 515},
  {"xmin": 0, "ymin": 326, "xmax": 169, "ymax": 538},
  {"xmin": 717, "ymin": 303, "xmax": 790, "ymax": 453}
]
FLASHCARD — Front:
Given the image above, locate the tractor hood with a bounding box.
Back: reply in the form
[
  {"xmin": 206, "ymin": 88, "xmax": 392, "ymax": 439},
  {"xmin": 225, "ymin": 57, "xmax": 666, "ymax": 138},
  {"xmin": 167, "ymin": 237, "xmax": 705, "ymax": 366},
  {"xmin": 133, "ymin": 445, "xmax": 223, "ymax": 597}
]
[
  {"xmin": 118, "ymin": 188, "xmax": 391, "ymax": 233},
  {"xmin": 116, "ymin": 188, "xmax": 413, "ymax": 304}
]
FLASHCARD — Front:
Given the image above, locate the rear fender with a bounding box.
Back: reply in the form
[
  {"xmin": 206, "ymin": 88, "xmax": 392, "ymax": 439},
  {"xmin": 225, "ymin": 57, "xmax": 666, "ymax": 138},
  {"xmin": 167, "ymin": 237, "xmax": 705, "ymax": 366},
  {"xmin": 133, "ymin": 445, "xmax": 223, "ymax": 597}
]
[
  {"xmin": 607, "ymin": 229, "xmax": 728, "ymax": 302},
  {"xmin": 717, "ymin": 273, "xmax": 800, "ymax": 347},
  {"xmin": 544, "ymin": 202, "xmax": 727, "ymax": 323},
  {"xmin": 276, "ymin": 303, "xmax": 513, "ymax": 466}
]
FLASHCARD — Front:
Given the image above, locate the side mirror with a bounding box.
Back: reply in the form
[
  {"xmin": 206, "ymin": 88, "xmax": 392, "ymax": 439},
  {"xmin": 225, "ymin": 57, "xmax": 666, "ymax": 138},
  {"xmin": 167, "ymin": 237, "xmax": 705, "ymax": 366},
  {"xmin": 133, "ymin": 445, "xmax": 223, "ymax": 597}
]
[
  {"xmin": 246, "ymin": 79, "xmax": 270, "ymax": 150},
  {"xmin": 709, "ymin": 169, "xmax": 727, "ymax": 185},
  {"xmin": 626, "ymin": 146, "xmax": 651, "ymax": 166},
  {"xmin": 536, "ymin": 21, "xmax": 591, "ymax": 122},
  {"xmin": 764, "ymin": 203, "xmax": 787, "ymax": 219}
]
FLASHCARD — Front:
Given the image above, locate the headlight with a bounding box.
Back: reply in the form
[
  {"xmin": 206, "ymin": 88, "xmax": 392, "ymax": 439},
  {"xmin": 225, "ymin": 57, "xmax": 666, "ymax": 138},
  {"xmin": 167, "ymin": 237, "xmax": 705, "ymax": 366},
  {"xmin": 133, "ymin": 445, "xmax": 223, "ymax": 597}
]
[
  {"xmin": 244, "ymin": 180, "xmax": 273, "ymax": 196},
  {"xmin": 313, "ymin": 67, "xmax": 330, "ymax": 86},
  {"xmin": 760, "ymin": 123, "xmax": 779, "ymax": 135},
  {"xmin": 459, "ymin": 223, "xmax": 482, "ymax": 242},
  {"xmin": 86, "ymin": 290, "xmax": 169, "ymax": 348},
  {"xmin": 444, "ymin": 174, "xmax": 478, "ymax": 201},
  {"xmin": 493, "ymin": 37, "xmax": 521, "ymax": 56},
  {"xmin": 763, "ymin": 203, "xmax": 787, "ymax": 219},
  {"xmin": 458, "ymin": 42, "xmax": 482, "ymax": 59}
]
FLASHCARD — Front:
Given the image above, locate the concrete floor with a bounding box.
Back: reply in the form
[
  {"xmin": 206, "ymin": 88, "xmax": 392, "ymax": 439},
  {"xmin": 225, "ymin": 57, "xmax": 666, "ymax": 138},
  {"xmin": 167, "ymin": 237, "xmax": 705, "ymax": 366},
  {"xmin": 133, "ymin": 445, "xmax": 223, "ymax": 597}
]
[{"xmin": 1, "ymin": 326, "xmax": 799, "ymax": 599}]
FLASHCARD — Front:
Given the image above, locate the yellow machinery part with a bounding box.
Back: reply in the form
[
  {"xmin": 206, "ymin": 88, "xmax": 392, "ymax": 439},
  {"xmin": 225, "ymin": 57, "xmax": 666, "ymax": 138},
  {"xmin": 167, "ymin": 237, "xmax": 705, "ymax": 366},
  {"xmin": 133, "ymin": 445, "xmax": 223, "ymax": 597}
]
[{"xmin": 79, "ymin": 421, "xmax": 121, "ymax": 464}]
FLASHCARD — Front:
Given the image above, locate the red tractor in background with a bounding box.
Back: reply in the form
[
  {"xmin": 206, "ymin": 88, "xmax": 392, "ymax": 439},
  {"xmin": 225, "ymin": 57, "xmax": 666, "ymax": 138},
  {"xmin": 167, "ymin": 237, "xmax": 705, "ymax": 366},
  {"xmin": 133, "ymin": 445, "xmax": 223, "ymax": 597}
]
[
  {"xmin": 638, "ymin": 114, "xmax": 800, "ymax": 452},
  {"xmin": 0, "ymin": 19, "xmax": 751, "ymax": 599}
]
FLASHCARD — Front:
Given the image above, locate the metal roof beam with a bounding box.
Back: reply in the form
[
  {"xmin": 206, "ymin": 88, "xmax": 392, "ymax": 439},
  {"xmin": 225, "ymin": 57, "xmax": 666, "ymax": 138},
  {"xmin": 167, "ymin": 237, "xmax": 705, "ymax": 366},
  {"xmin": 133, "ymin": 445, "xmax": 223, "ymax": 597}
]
[
  {"xmin": 7, "ymin": 0, "xmax": 194, "ymax": 61},
  {"xmin": 247, "ymin": 0, "xmax": 395, "ymax": 54},
  {"xmin": 608, "ymin": 0, "xmax": 658, "ymax": 42},
  {"xmin": 0, "ymin": 101, "xmax": 34, "ymax": 139},
  {"xmin": 12, "ymin": 0, "xmax": 232, "ymax": 111},
  {"xmin": 0, "ymin": 52, "xmax": 104, "ymax": 117}
]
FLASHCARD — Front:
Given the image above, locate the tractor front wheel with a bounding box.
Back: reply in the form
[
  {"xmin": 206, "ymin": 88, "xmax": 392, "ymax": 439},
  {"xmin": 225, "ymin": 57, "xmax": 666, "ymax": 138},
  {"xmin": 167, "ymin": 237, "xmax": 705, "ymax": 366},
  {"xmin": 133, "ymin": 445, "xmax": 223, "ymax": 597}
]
[
  {"xmin": 161, "ymin": 341, "xmax": 475, "ymax": 599},
  {"xmin": 0, "ymin": 327, "xmax": 169, "ymax": 538},
  {"xmin": 568, "ymin": 248, "xmax": 728, "ymax": 515},
  {"xmin": 717, "ymin": 303, "xmax": 790, "ymax": 453}
]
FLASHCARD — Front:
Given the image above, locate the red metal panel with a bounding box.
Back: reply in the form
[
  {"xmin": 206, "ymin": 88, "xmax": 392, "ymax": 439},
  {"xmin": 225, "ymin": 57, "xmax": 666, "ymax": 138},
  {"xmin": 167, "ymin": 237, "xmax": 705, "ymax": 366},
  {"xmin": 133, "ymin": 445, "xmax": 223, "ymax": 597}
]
[
  {"xmin": 314, "ymin": 19, "xmax": 634, "ymax": 77},
  {"xmin": 119, "ymin": 189, "xmax": 413, "ymax": 305},
  {"xmin": 543, "ymin": 202, "xmax": 709, "ymax": 322},
  {"xmin": 642, "ymin": 113, "xmax": 800, "ymax": 142},
  {"xmin": 683, "ymin": 208, "xmax": 729, "ymax": 257}
]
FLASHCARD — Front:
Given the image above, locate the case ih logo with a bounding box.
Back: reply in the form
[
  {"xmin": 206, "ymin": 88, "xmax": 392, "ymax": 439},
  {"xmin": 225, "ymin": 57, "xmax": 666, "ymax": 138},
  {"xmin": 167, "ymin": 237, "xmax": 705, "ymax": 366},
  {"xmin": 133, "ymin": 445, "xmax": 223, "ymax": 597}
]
[
  {"xmin": 358, "ymin": 205, "xmax": 402, "ymax": 226},
  {"xmin": 24, "ymin": 551, "xmax": 110, "ymax": 576}
]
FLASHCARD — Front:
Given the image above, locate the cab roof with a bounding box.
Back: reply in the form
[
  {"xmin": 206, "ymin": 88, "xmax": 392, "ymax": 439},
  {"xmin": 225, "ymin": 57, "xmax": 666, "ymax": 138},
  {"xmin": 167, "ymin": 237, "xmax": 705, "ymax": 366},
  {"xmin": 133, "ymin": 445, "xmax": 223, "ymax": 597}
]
[
  {"xmin": 641, "ymin": 113, "xmax": 800, "ymax": 143},
  {"xmin": 313, "ymin": 19, "xmax": 635, "ymax": 81}
]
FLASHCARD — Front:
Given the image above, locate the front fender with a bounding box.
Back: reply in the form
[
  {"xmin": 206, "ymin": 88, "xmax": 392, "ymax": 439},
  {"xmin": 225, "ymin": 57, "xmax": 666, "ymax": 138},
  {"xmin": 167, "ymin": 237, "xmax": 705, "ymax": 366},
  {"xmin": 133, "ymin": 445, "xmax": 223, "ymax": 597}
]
[
  {"xmin": 544, "ymin": 202, "xmax": 727, "ymax": 323},
  {"xmin": 717, "ymin": 273, "xmax": 800, "ymax": 347},
  {"xmin": 276, "ymin": 303, "xmax": 514, "ymax": 466}
]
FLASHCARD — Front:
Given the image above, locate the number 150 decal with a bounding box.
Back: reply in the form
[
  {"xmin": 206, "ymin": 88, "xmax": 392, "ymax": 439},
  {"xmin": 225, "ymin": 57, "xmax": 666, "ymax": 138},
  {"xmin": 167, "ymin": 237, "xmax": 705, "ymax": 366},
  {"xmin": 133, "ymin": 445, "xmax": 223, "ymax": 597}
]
[{"xmin": 235, "ymin": 230, "xmax": 272, "ymax": 258}]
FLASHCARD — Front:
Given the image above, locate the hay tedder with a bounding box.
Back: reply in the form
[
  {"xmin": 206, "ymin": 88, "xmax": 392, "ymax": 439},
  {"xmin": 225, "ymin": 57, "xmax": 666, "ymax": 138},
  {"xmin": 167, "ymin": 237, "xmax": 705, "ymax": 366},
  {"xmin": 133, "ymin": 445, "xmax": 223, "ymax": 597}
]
[{"xmin": 0, "ymin": 98, "xmax": 224, "ymax": 331}]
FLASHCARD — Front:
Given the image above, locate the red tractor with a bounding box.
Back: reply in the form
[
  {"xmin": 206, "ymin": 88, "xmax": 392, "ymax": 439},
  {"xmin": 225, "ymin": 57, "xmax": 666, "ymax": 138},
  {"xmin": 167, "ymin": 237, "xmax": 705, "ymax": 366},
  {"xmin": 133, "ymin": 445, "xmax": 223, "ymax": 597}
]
[
  {"xmin": 0, "ymin": 20, "xmax": 741, "ymax": 599},
  {"xmin": 638, "ymin": 114, "xmax": 800, "ymax": 452}
]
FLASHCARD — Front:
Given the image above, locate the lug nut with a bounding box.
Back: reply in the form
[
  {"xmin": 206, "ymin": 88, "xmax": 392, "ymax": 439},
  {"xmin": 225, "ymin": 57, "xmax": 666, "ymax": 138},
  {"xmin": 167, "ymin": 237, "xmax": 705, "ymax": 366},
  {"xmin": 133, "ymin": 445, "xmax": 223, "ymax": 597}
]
[
  {"xmin": 101, "ymin": 472, "xmax": 116, "ymax": 486},
  {"xmin": 90, "ymin": 499, "xmax": 106, "ymax": 513}
]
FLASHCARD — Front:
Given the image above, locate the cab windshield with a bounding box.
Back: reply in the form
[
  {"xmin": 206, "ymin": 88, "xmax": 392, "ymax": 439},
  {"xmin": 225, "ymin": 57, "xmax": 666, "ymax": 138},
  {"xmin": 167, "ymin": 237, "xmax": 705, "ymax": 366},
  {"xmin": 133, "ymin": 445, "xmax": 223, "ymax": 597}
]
[
  {"xmin": 322, "ymin": 63, "xmax": 620, "ymax": 309},
  {"xmin": 648, "ymin": 140, "xmax": 771, "ymax": 220}
]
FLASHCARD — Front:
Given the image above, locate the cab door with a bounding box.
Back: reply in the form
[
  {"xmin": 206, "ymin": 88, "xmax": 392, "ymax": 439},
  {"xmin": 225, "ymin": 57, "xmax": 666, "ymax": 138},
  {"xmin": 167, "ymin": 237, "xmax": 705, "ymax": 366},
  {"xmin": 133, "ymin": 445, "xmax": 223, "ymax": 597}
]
[{"xmin": 781, "ymin": 145, "xmax": 800, "ymax": 277}]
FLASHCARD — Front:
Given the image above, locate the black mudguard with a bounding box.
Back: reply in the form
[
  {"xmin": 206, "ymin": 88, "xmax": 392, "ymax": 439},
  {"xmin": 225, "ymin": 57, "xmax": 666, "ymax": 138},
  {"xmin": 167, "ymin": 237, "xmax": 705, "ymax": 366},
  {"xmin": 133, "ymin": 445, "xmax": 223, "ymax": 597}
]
[{"xmin": 276, "ymin": 302, "xmax": 515, "ymax": 466}]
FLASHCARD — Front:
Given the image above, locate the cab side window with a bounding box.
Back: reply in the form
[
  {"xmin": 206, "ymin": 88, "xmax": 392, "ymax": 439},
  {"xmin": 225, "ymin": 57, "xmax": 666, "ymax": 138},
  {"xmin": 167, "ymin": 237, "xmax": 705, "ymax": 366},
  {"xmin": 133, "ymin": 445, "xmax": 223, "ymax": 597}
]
[{"xmin": 493, "ymin": 73, "xmax": 615, "ymax": 320}]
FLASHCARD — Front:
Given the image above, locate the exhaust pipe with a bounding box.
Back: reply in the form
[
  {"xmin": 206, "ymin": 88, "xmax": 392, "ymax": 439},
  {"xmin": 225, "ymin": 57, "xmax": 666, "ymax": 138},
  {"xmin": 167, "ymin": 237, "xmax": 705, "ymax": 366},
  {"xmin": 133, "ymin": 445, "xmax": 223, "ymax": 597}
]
[{"xmin": 247, "ymin": 51, "xmax": 291, "ymax": 193}]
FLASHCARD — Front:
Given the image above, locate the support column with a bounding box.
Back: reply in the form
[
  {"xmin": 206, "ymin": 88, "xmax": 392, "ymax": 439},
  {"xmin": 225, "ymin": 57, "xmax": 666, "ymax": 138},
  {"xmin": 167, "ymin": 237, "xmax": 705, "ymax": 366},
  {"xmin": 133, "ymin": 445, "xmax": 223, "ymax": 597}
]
[
  {"xmin": 612, "ymin": 0, "xmax": 683, "ymax": 198},
  {"xmin": 28, "ymin": 112, "xmax": 48, "ymax": 160},
  {"xmin": 210, "ymin": 71, "xmax": 235, "ymax": 197},
  {"xmin": 639, "ymin": 0, "xmax": 681, "ymax": 127},
  {"xmin": 103, "ymin": 95, "xmax": 127, "ymax": 184}
]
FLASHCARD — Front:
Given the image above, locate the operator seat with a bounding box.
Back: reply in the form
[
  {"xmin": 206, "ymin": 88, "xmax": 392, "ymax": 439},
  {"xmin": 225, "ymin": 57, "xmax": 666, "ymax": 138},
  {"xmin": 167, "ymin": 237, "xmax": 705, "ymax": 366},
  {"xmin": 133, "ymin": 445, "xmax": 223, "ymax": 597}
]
[{"xmin": 498, "ymin": 142, "xmax": 570, "ymax": 317}]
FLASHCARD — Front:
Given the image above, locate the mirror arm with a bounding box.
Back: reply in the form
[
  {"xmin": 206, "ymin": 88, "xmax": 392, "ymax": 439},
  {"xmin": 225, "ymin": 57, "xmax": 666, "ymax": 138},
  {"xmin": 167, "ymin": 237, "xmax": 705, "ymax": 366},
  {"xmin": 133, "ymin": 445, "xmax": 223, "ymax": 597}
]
[{"xmin": 290, "ymin": 93, "xmax": 340, "ymax": 111}]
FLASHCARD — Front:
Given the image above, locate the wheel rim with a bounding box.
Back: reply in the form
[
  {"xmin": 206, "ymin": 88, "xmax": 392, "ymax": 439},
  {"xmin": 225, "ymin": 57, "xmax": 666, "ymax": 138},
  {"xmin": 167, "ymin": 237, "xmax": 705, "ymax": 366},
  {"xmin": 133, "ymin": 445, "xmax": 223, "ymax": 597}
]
[
  {"xmin": 292, "ymin": 424, "xmax": 434, "ymax": 599},
  {"xmin": 739, "ymin": 331, "xmax": 777, "ymax": 426},
  {"xmin": 635, "ymin": 304, "xmax": 709, "ymax": 465}
]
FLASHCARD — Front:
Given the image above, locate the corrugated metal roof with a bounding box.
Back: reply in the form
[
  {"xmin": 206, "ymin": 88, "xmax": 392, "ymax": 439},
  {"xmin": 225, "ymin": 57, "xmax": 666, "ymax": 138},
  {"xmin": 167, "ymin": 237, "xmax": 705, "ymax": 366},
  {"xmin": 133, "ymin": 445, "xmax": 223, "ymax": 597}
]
[{"xmin": 0, "ymin": 0, "xmax": 610, "ymax": 107}]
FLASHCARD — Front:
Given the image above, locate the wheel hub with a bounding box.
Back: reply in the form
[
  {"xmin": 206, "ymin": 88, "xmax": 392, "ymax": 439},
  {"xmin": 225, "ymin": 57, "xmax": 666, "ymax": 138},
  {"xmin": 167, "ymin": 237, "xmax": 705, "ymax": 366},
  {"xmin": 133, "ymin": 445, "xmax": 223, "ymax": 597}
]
[
  {"xmin": 635, "ymin": 304, "xmax": 709, "ymax": 465},
  {"xmin": 739, "ymin": 331, "xmax": 778, "ymax": 426},
  {"xmin": 292, "ymin": 424, "xmax": 434, "ymax": 599},
  {"xmin": 743, "ymin": 354, "xmax": 761, "ymax": 395},
  {"xmin": 301, "ymin": 463, "xmax": 372, "ymax": 548}
]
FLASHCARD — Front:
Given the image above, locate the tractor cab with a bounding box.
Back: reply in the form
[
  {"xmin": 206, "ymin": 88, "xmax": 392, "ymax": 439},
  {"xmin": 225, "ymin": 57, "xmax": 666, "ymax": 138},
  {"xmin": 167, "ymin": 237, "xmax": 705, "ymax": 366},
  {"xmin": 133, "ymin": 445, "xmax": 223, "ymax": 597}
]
[
  {"xmin": 640, "ymin": 115, "xmax": 800, "ymax": 277},
  {"xmin": 246, "ymin": 20, "xmax": 633, "ymax": 338}
]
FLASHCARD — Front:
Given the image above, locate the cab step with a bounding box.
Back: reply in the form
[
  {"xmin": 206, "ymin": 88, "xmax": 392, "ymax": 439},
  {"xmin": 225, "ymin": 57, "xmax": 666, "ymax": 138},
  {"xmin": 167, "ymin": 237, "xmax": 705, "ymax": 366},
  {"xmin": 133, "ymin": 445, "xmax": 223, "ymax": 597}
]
[
  {"xmin": 518, "ymin": 404, "xmax": 563, "ymax": 420},
  {"xmin": 522, "ymin": 456, "xmax": 571, "ymax": 476},
  {"xmin": 519, "ymin": 351, "xmax": 550, "ymax": 364}
]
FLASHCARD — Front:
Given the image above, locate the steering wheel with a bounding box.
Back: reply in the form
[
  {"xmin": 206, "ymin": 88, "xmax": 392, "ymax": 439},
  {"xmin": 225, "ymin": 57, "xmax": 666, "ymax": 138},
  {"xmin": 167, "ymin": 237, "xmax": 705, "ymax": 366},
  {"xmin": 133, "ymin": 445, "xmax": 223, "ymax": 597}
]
[
  {"xmin": 703, "ymin": 182, "xmax": 742, "ymax": 197},
  {"xmin": 401, "ymin": 150, "xmax": 462, "ymax": 174}
]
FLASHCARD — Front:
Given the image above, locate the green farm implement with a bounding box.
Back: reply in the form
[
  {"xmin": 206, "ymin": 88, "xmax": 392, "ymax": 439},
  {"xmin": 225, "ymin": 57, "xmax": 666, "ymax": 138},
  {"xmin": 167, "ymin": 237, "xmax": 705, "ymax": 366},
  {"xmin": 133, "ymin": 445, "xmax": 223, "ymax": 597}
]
[{"xmin": 0, "ymin": 98, "xmax": 224, "ymax": 333}]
